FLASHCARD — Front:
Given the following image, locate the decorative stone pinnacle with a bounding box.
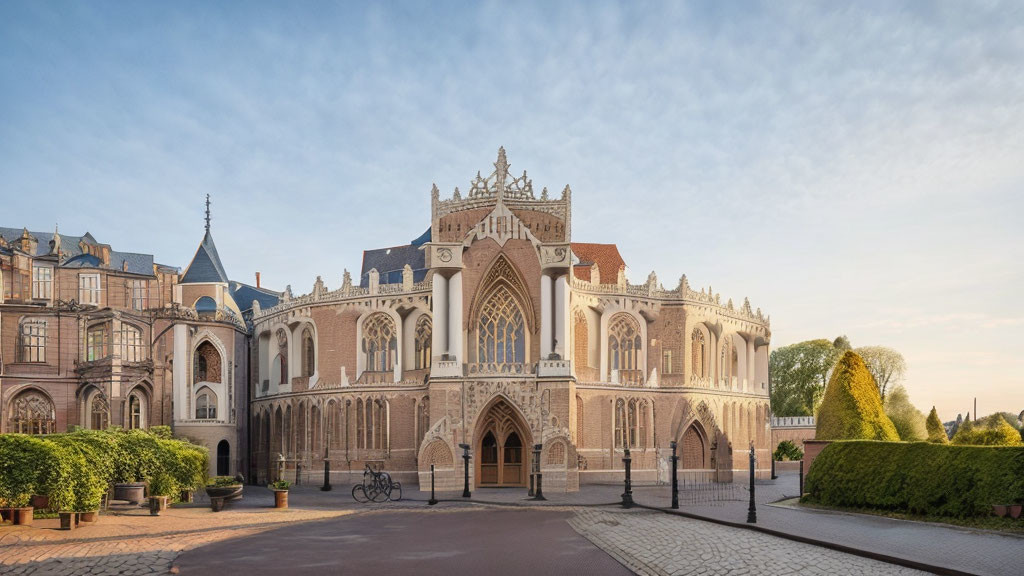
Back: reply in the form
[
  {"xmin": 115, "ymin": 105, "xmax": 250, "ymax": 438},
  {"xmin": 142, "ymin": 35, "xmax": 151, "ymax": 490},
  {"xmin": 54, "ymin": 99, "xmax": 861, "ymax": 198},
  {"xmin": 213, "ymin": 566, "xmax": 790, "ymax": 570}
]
[{"xmin": 204, "ymin": 194, "xmax": 211, "ymax": 232}]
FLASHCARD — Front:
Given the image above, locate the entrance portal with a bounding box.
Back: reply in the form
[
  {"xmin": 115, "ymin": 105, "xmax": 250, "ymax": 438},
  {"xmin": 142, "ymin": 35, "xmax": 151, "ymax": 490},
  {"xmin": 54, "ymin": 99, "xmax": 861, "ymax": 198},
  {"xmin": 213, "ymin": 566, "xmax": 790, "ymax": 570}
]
[{"xmin": 476, "ymin": 399, "xmax": 529, "ymax": 487}]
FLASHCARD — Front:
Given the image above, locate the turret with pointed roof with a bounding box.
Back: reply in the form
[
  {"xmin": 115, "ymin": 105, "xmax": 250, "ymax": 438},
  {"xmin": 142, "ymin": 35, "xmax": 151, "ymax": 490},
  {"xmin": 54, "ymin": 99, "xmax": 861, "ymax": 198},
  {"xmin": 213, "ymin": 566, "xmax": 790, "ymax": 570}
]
[{"xmin": 181, "ymin": 194, "xmax": 230, "ymax": 284}]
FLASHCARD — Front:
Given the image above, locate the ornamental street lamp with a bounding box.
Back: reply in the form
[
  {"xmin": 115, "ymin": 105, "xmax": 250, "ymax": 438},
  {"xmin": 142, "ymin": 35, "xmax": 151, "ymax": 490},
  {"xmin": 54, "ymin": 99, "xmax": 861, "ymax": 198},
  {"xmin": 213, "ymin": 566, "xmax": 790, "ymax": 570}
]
[
  {"xmin": 621, "ymin": 448, "xmax": 634, "ymax": 508},
  {"xmin": 459, "ymin": 443, "xmax": 471, "ymax": 498},
  {"xmin": 670, "ymin": 440, "xmax": 679, "ymax": 509},
  {"xmin": 532, "ymin": 444, "xmax": 546, "ymax": 501},
  {"xmin": 321, "ymin": 429, "xmax": 332, "ymax": 492},
  {"xmin": 747, "ymin": 443, "xmax": 757, "ymax": 524}
]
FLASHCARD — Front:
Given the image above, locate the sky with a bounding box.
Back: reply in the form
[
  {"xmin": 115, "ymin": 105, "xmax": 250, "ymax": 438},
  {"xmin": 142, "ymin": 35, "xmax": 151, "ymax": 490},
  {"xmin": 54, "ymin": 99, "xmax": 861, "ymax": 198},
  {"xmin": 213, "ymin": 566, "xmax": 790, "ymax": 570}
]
[{"xmin": 2, "ymin": 1, "xmax": 1022, "ymax": 420}]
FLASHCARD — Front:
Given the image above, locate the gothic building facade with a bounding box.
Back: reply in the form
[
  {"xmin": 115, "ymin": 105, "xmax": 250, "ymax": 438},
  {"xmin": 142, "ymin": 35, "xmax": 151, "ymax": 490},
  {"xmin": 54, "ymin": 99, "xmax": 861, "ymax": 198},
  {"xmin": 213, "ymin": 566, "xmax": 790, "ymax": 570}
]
[
  {"xmin": 249, "ymin": 149, "xmax": 772, "ymax": 491},
  {"xmin": 0, "ymin": 208, "xmax": 279, "ymax": 478}
]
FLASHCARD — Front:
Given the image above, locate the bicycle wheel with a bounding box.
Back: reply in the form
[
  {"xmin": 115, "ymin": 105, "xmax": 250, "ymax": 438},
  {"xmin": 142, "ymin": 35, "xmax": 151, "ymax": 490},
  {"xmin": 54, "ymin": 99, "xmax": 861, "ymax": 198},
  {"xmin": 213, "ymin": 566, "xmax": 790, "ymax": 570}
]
[
  {"xmin": 389, "ymin": 481, "xmax": 402, "ymax": 502},
  {"xmin": 352, "ymin": 484, "xmax": 369, "ymax": 503},
  {"xmin": 370, "ymin": 479, "xmax": 389, "ymax": 503}
]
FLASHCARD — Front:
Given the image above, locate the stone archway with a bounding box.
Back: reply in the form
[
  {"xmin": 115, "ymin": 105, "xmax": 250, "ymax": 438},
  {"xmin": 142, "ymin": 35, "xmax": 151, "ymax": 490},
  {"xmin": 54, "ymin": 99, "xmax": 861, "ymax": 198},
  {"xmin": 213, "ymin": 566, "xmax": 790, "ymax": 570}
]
[
  {"xmin": 680, "ymin": 422, "xmax": 709, "ymax": 469},
  {"xmin": 475, "ymin": 397, "xmax": 531, "ymax": 487}
]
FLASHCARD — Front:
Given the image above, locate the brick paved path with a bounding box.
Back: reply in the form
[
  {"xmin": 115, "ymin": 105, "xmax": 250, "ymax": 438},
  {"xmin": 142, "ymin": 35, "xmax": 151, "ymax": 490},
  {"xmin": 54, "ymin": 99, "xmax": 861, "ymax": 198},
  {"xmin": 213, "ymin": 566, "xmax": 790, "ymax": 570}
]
[{"xmin": 569, "ymin": 508, "xmax": 927, "ymax": 576}]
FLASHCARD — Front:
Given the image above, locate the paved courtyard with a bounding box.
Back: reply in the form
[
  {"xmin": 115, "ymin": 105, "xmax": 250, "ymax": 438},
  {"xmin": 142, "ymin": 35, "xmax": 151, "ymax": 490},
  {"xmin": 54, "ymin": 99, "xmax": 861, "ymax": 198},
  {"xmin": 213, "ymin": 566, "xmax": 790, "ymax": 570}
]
[{"xmin": 1, "ymin": 500, "xmax": 930, "ymax": 575}]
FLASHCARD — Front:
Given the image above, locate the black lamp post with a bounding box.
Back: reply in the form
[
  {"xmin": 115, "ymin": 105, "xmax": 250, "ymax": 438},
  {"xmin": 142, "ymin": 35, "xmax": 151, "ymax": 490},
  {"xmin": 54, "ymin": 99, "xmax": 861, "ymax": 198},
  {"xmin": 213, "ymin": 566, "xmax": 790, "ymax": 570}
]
[
  {"xmin": 670, "ymin": 440, "xmax": 679, "ymax": 509},
  {"xmin": 459, "ymin": 443, "xmax": 471, "ymax": 498},
  {"xmin": 532, "ymin": 444, "xmax": 545, "ymax": 501},
  {"xmin": 621, "ymin": 447, "xmax": 634, "ymax": 508},
  {"xmin": 428, "ymin": 464, "xmax": 438, "ymax": 505},
  {"xmin": 321, "ymin": 431, "xmax": 332, "ymax": 491},
  {"xmin": 747, "ymin": 443, "xmax": 757, "ymax": 523}
]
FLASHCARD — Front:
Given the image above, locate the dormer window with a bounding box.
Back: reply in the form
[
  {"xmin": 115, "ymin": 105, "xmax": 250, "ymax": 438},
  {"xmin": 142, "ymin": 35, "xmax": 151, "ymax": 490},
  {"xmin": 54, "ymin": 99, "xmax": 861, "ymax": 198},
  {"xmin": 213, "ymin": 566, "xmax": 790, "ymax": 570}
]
[{"xmin": 79, "ymin": 273, "xmax": 101, "ymax": 305}]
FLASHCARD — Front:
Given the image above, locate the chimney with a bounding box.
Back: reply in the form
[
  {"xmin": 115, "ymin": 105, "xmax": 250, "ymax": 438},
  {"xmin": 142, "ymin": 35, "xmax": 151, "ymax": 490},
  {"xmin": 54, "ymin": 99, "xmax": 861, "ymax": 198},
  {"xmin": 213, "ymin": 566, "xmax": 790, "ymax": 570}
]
[{"xmin": 255, "ymin": 272, "xmax": 261, "ymax": 288}]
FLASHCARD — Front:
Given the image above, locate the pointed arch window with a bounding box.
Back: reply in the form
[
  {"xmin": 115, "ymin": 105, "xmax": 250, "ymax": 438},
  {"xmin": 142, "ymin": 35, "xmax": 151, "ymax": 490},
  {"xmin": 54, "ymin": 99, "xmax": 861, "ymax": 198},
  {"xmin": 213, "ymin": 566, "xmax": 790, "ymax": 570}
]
[
  {"xmin": 608, "ymin": 314, "xmax": 641, "ymax": 384},
  {"xmin": 195, "ymin": 389, "xmax": 217, "ymax": 420},
  {"xmin": 8, "ymin": 390, "xmax": 55, "ymax": 434},
  {"xmin": 363, "ymin": 314, "xmax": 396, "ymax": 372},
  {"xmin": 614, "ymin": 399, "xmax": 626, "ymax": 448},
  {"xmin": 194, "ymin": 341, "xmax": 222, "ymax": 384},
  {"xmin": 415, "ymin": 316, "xmax": 432, "ymax": 369},
  {"xmin": 90, "ymin": 393, "xmax": 109, "ymax": 430},
  {"xmin": 477, "ymin": 285, "xmax": 525, "ymax": 364},
  {"xmin": 301, "ymin": 326, "xmax": 315, "ymax": 377},
  {"xmin": 357, "ymin": 397, "xmax": 389, "ymax": 450},
  {"xmin": 691, "ymin": 328, "xmax": 706, "ymax": 378},
  {"xmin": 127, "ymin": 391, "xmax": 145, "ymax": 429}
]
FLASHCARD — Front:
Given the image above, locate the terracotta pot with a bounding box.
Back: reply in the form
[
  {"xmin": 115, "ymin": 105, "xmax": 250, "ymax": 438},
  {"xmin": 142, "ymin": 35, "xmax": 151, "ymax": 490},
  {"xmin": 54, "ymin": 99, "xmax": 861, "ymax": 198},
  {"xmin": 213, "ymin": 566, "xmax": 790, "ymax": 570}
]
[
  {"xmin": 30, "ymin": 494, "xmax": 49, "ymax": 510},
  {"xmin": 993, "ymin": 505, "xmax": 1008, "ymax": 517},
  {"xmin": 149, "ymin": 496, "xmax": 169, "ymax": 516},
  {"xmin": 0, "ymin": 508, "xmax": 12, "ymax": 523},
  {"xmin": 114, "ymin": 482, "xmax": 147, "ymax": 505},
  {"xmin": 79, "ymin": 510, "xmax": 99, "ymax": 523},
  {"xmin": 273, "ymin": 489, "xmax": 289, "ymax": 509},
  {"xmin": 1010, "ymin": 504, "xmax": 1022, "ymax": 520},
  {"xmin": 59, "ymin": 511, "xmax": 76, "ymax": 531},
  {"xmin": 14, "ymin": 507, "xmax": 34, "ymax": 526}
]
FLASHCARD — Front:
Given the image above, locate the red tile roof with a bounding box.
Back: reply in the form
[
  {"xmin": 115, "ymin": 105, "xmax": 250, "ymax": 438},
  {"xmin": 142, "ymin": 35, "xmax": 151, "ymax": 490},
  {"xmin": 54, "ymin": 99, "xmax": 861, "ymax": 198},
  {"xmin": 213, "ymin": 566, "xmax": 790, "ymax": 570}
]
[{"xmin": 571, "ymin": 243, "xmax": 625, "ymax": 284}]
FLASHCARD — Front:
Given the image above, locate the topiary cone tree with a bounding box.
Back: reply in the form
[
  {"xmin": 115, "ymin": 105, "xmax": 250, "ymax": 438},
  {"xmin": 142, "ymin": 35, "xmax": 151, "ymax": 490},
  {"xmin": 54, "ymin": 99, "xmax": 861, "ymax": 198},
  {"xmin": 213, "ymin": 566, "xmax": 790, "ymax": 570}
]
[
  {"xmin": 926, "ymin": 406, "xmax": 949, "ymax": 444},
  {"xmin": 815, "ymin": 351, "xmax": 900, "ymax": 441}
]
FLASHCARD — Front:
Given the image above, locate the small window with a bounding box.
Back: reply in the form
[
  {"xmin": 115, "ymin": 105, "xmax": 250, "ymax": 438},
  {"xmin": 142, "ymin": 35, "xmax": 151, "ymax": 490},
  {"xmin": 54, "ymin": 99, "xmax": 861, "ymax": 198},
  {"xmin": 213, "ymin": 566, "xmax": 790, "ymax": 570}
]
[
  {"xmin": 127, "ymin": 393, "xmax": 144, "ymax": 429},
  {"xmin": 129, "ymin": 279, "xmax": 147, "ymax": 310},
  {"xmin": 19, "ymin": 320, "xmax": 46, "ymax": 363},
  {"xmin": 196, "ymin": 390, "xmax": 217, "ymax": 420},
  {"xmin": 662, "ymin": 350, "xmax": 673, "ymax": 375},
  {"xmin": 32, "ymin": 266, "xmax": 52, "ymax": 300},
  {"xmin": 79, "ymin": 273, "xmax": 101, "ymax": 305},
  {"xmin": 120, "ymin": 324, "xmax": 144, "ymax": 362}
]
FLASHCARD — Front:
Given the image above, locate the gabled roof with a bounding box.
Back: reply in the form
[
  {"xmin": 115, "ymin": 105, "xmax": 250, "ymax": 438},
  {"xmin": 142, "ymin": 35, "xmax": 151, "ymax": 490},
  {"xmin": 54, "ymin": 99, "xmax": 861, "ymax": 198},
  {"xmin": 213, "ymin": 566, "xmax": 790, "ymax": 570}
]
[
  {"xmin": 0, "ymin": 227, "xmax": 154, "ymax": 275},
  {"xmin": 180, "ymin": 229, "xmax": 229, "ymax": 284},
  {"xmin": 229, "ymin": 281, "xmax": 281, "ymax": 314},
  {"xmin": 571, "ymin": 242, "xmax": 626, "ymax": 284}
]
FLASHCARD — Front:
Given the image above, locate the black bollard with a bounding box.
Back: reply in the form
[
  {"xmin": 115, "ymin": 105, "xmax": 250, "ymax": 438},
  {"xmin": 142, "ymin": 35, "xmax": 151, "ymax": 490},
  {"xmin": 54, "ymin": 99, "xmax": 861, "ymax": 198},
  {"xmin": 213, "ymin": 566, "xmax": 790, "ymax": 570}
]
[
  {"xmin": 296, "ymin": 462, "xmax": 302, "ymax": 486},
  {"xmin": 771, "ymin": 455, "xmax": 777, "ymax": 480},
  {"xmin": 670, "ymin": 440, "xmax": 679, "ymax": 509},
  {"xmin": 747, "ymin": 445, "xmax": 757, "ymax": 523},
  {"xmin": 621, "ymin": 448, "xmax": 634, "ymax": 508},
  {"xmin": 321, "ymin": 458, "xmax": 332, "ymax": 491},
  {"xmin": 533, "ymin": 444, "xmax": 546, "ymax": 501},
  {"xmin": 459, "ymin": 443, "xmax": 471, "ymax": 498},
  {"xmin": 428, "ymin": 464, "xmax": 438, "ymax": 505},
  {"xmin": 799, "ymin": 459, "xmax": 804, "ymax": 497}
]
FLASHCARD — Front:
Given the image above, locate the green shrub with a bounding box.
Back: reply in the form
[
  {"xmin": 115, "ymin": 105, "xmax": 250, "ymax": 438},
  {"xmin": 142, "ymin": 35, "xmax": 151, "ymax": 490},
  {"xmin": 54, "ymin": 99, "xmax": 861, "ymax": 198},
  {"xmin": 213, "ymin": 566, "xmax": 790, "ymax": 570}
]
[
  {"xmin": 149, "ymin": 471, "xmax": 176, "ymax": 497},
  {"xmin": 206, "ymin": 476, "xmax": 242, "ymax": 488},
  {"xmin": 270, "ymin": 480, "xmax": 291, "ymax": 490},
  {"xmin": 883, "ymin": 385, "xmax": 927, "ymax": 441},
  {"xmin": 0, "ymin": 435, "xmax": 52, "ymax": 507},
  {"xmin": 952, "ymin": 419, "xmax": 1023, "ymax": 446},
  {"xmin": 773, "ymin": 440, "xmax": 804, "ymax": 461},
  {"xmin": 815, "ymin": 351, "xmax": 899, "ymax": 441},
  {"xmin": 805, "ymin": 441, "xmax": 1024, "ymax": 517},
  {"xmin": 926, "ymin": 407, "xmax": 949, "ymax": 444}
]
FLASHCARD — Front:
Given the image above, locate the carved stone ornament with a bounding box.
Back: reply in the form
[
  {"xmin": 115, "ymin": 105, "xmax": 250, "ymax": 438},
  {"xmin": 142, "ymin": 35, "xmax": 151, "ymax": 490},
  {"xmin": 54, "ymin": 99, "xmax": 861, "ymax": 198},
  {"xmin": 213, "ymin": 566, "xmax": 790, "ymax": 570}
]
[{"xmin": 438, "ymin": 248, "xmax": 452, "ymax": 263}]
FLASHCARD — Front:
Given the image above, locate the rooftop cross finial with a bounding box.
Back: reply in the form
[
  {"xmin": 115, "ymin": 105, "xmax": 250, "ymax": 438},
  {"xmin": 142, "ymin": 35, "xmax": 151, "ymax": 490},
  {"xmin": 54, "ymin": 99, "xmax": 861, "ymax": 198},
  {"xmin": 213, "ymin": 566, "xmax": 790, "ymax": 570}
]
[
  {"xmin": 494, "ymin": 146, "xmax": 509, "ymax": 200},
  {"xmin": 204, "ymin": 194, "xmax": 211, "ymax": 232}
]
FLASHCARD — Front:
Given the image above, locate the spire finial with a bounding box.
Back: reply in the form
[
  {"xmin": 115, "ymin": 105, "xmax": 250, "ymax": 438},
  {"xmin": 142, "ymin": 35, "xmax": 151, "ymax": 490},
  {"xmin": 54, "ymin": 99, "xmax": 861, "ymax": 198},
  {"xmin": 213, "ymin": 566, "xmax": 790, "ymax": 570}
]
[
  {"xmin": 204, "ymin": 194, "xmax": 211, "ymax": 232},
  {"xmin": 495, "ymin": 147, "xmax": 509, "ymax": 200}
]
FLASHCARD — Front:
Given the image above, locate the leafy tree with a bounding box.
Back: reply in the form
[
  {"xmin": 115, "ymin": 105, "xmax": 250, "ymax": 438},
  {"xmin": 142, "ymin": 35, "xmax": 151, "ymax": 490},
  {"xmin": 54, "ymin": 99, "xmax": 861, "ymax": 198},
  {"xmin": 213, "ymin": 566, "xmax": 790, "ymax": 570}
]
[
  {"xmin": 883, "ymin": 385, "xmax": 927, "ymax": 441},
  {"xmin": 926, "ymin": 407, "xmax": 949, "ymax": 444},
  {"xmin": 952, "ymin": 418, "xmax": 1023, "ymax": 446},
  {"xmin": 769, "ymin": 339, "xmax": 843, "ymax": 416},
  {"xmin": 816, "ymin": 351, "xmax": 900, "ymax": 441},
  {"xmin": 832, "ymin": 335, "xmax": 852, "ymax": 351},
  {"xmin": 854, "ymin": 346, "xmax": 906, "ymax": 402},
  {"xmin": 773, "ymin": 440, "xmax": 803, "ymax": 461}
]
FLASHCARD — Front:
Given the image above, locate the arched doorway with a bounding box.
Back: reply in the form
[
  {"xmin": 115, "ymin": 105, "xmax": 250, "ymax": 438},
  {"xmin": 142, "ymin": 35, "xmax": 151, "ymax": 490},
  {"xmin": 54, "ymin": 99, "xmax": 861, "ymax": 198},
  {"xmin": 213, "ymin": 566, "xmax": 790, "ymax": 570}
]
[
  {"xmin": 217, "ymin": 440, "xmax": 230, "ymax": 476},
  {"xmin": 475, "ymin": 398, "xmax": 530, "ymax": 487},
  {"xmin": 679, "ymin": 422, "xmax": 709, "ymax": 470}
]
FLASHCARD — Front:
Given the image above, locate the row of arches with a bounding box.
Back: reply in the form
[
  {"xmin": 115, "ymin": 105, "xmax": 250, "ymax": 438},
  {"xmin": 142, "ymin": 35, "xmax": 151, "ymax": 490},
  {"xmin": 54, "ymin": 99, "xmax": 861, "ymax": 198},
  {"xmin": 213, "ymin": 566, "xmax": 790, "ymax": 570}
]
[{"xmin": 4, "ymin": 384, "xmax": 152, "ymax": 434}]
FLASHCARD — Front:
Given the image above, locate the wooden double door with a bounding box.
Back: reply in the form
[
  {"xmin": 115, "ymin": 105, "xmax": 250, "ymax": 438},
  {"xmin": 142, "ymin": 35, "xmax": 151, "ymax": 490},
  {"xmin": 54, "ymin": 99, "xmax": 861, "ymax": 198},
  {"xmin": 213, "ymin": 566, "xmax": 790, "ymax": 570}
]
[{"xmin": 479, "ymin": 429, "xmax": 525, "ymax": 486}]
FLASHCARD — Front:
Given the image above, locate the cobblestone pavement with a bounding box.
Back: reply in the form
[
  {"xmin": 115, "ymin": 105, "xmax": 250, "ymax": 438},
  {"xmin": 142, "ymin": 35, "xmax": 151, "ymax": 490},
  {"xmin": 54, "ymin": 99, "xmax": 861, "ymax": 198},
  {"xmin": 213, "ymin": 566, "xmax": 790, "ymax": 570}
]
[{"xmin": 569, "ymin": 508, "xmax": 928, "ymax": 576}]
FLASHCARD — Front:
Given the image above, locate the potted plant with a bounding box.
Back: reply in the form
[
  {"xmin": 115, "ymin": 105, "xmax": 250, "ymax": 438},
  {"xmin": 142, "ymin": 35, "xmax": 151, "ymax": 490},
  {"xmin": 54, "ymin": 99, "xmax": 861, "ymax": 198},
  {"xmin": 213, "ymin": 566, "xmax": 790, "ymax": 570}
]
[
  {"xmin": 112, "ymin": 431, "xmax": 158, "ymax": 505},
  {"xmin": 58, "ymin": 510, "xmax": 77, "ymax": 531},
  {"xmin": 993, "ymin": 504, "xmax": 1008, "ymax": 517},
  {"xmin": 205, "ymin": 476, "xmax": 244, "ymax": 500},
  {"xmin": 1009, "ymin": 503, "xmax": 1023, "ymax": 520},
  {"xmin": 148, "ymin": 472, "xmax": 174, "ymax": 516},
  {"xmin": 12, "ymin": 493, "xmax": 34, "ymax": 526},
  {"xmin": 0, "ymin": 496, "xmax": 12, "ymax": 524},
  {"xmin": 270, "ymin": 480, "xmax": 290, "ymax": 509},
  {"xmin": 30, "ymin": 494, "xmax": 50, "ymax": 511}
]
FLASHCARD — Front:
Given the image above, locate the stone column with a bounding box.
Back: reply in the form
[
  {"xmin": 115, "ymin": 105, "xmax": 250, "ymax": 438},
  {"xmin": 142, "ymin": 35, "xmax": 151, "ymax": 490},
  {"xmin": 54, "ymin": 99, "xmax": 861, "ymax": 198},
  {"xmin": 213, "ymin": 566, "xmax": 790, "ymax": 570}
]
[
  {"xmin": 540, "ymin": 274, "xmax": 553, "ymax": 359},
  {"xmin": 432, "ymin": 273, "xmax": 448, "ymax": 358},
  {"xmin": 448, "ymin": 271, "xmax": 463, "ymax": 363},
  {"xmin": 172, "ymin": 323, "xmax": 188, "ymax": 421},
  {"xmin": 554, "ymin": 274, "xmax": 569, "ymax": 358}
]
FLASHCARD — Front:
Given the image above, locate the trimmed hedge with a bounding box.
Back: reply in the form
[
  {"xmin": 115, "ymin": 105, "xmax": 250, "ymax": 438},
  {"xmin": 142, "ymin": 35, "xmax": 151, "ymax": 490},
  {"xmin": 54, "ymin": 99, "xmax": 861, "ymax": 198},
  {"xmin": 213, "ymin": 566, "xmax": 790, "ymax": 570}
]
[
  {"xmin": 0, "ymin": 429, "xmax": 208, "ymax": 511},
  {"xmin": 926, "ymin": 407, "xmax": 949, "ymax": 444},
  {"xmin": 805, "ymin": 441, "xmax": 1024, "ymax": 518},
  {"xmin": 816, "ymin": 351, "xmax": 899, "ymax": 441}
]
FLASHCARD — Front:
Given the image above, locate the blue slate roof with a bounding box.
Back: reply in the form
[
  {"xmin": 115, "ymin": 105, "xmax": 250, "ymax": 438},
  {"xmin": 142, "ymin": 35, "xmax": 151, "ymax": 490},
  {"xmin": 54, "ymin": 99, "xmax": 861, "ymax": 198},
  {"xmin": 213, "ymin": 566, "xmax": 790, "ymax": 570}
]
[
  {"xmin": 180, "ymin": 230, "xmax": 230, "ymax": 284},
  {"xmin": 229, "ymin": 281, "xmax": 281, "ymax": 313},
  {"xmin": 410, "ymin": 227, "xmax": 431, "ymax": 247},
  {"xmin": 360, "ymin": 243, "xmax": 428, "ymax": 287},
  {"xmin": 0, "ymin": 227, "xmax": 154, "ymax": 275}
]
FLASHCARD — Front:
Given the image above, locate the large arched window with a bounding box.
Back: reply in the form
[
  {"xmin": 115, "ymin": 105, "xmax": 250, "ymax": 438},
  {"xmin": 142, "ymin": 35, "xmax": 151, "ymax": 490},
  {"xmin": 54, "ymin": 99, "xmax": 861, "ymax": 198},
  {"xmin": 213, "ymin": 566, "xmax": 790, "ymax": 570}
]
[
  {"xmin": 614, "ymin": 399, "xmax": 626, "ymax": 449},
  {"xmin": 363, "ymin": 314, "xmax": 397, "ymax": 372},
  {"xmin": 477, "ymin": 285, "xmax": 525, "ymax": 364},
  {"xmin": 614, "ymin": 397, "xmax": 648, "ymax": 449},
  {"xmin": 301, "ymin": 326, "xmax": 315, "ymax": 377},
  {"xmin": 691, "ymin": 328, "xmax": 706, "ymax": 378},
  {"xmin": 194, "ymin": 341, "xmax": 222, "ymax": 384},
  {"xmin": 416, "ymin": 397, "xmax": 430, "ymax": 448},
  {"xmin": 196, "ymin": 389, "xmax": 217, "ymax": 420},
  {"xmin": 415, "ymin": 315, "xmax": 432, "ymax": 370},
  {"xmin": 721, "ymin": 339, "xmax": 732, "ymax": 382},
  {"xmin": 274, "ymin": 329, "xmax": 289, "ymax": 386},
  {"xmin": 120, "ymin": 324, "xmax": 144, "ymax": 363},
  {"xmin": 8, "ymin": 389, "xmax": 56, "ymax": 434},
  {"xmin": 608, "ymin": 314, "xmax": 641, "ymax": 384}
]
